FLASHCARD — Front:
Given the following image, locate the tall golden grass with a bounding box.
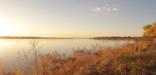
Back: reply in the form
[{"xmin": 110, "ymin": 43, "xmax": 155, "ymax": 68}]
[{"xmin": 1, "ymin": 39, "xmax": 156, "ymax": 75}]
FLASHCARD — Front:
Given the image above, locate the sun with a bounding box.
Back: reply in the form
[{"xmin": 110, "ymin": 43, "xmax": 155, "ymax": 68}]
[{"xmin": 0, "ymin": 16, "xmax": 17, "ymax": 36}]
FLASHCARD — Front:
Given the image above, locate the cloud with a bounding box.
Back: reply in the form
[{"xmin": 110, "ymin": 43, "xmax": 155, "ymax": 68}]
[
  {"xmin": 92, "ymin": 7, "xmax": 102, "ymax": 12},
  {"xmin": 92, "ymin": 4, "xmax": 119, "ymax": 13}
]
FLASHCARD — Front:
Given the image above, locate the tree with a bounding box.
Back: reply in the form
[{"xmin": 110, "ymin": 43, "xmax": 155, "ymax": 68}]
[{"xmin": 143, "ymin": 22, "xmax": 156, "ymax": 37}]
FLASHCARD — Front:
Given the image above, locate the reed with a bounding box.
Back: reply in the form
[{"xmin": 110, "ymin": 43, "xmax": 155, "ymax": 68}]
[{"xmin": 2, "ymin": 39, "xmax": 156, "ymax": 75}]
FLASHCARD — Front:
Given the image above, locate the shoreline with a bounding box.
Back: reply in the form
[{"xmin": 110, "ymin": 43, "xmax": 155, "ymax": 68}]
[{"xmin": 0, "ymin": 36, "xmax": 155, "ymax": 40}]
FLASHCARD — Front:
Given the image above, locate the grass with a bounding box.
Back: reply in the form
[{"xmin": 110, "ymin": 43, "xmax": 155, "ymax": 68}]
[{"xmin": 1, "ymin": 39, "xmax": 156, "ymax": 75}]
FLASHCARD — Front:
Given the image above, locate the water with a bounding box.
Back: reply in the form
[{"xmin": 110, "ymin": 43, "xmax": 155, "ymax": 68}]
[{"xmin": 0, "ymin": 39, "xmax": 133, "ymax": 70}]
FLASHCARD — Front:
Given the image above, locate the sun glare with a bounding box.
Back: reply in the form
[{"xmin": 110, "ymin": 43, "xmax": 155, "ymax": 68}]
[{"xmin": 0, "ymin": 16, "xmax": 17, "ymax": 36}]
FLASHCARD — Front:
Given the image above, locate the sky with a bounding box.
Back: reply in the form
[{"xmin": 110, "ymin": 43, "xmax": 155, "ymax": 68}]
[{"xmin": 0, "ymin": 0, "xmax": 156, "ymax": 37}]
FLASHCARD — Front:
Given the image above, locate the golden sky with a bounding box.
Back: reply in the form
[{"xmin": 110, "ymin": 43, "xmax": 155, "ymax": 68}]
[{"xmin": 0, "ymin": 0, "xmax": 156, "ymax": 37}]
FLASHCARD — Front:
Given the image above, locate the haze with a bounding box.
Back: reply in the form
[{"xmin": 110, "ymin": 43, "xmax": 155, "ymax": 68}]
[{"xmin": 0, "ymin": 0, "xmax": 156, "ymax": 37}]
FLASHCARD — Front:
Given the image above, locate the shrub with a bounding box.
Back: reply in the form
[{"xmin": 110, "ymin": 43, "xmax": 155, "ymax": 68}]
[{"xmin": 143, "ymin": 22, "xmax": 156, "ymax": 37}]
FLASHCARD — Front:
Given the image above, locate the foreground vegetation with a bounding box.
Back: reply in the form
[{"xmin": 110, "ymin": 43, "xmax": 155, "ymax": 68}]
[
  {"xmin": 0, "ymin": 39, "xmax": 155, "ymax": 75},
  {"xmin": 2, "ymin": 21, "xmax": 156, "ymax": 74}
]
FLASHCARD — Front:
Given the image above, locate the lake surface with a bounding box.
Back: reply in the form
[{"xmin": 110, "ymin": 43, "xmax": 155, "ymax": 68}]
[{"xmin": 0, "ymin": 39, "xmax": 133, "ymax": 70}]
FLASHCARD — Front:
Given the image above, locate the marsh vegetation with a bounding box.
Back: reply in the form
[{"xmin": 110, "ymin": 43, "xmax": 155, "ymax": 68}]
[{"xmin": 0, "ymin": 23, "xmax": 156, "ymax": 75}]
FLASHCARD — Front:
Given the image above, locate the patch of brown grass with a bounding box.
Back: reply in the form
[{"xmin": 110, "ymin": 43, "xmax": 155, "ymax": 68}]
[{"xmin": 2, "ymin": 39, "xmax": 156, "ymax": 75}]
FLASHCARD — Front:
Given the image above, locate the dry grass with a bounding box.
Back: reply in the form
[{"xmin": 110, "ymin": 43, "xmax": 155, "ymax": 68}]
[{"xmin": 1, "ymin": 39, "xmax": 156, "ymax": 75}]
